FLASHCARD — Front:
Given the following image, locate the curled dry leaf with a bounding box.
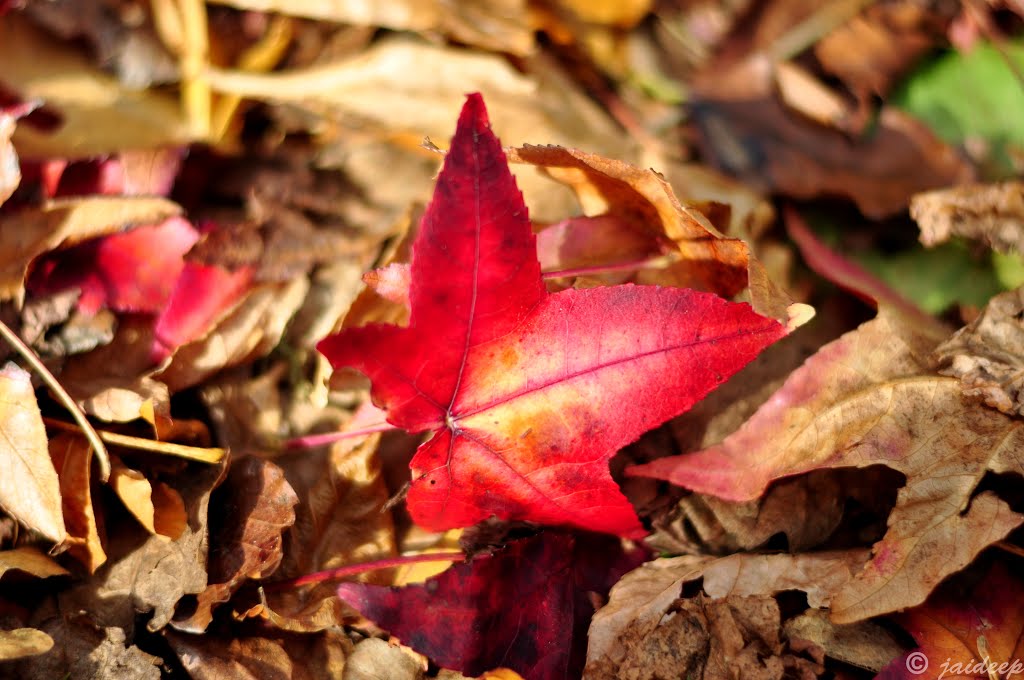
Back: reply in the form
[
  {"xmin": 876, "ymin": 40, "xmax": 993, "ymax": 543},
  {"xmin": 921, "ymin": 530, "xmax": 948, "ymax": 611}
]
[
  {"xmin": 935, "ymin": 286, "xmax": 1024, "ymax": 416},
  {"xmin": 0, "ymin": 196, "xmax": 182, "ymax": 305},
  {"xmin": 0, "ymin": 362, "xmax": 65, "ymax": 544},
  {"xmin": 586, "ymin": 550, "xmax": 867, "ymax": 677},
  {"xmin": 174, "ymin": 457, "xmax": 298, "ymax": 633},
  {"xmin": 0, "ymin": 14, "xmax": 190, "ymax": 157},
  {"xmin": 0, "ymin": 546, "xmax": 69, "ymax": 580},
  {"xmin": 911, "ymin": 181, "xmax": 1024, "ymax": 253},
  {"xmin": 87, "ymin": 457, "xmax": 227, "ymax": 633},
  {"xmin": 630, "ymin": 309, "xmax": 1024, "ymax": 622},
  {"xmin": 262, "ymin": 402, "xmax": 396, "ymax": 633},
  {"xmin": 164, "ymin": 629, "xmax": 350, "ymax": 680},
  {"xmin": 50, "ymin": 434, "xmax": 106, "ymax": 573},
  {"xmin": 784, "ymin": 609, "xmax": 904, "ymax": 673}
]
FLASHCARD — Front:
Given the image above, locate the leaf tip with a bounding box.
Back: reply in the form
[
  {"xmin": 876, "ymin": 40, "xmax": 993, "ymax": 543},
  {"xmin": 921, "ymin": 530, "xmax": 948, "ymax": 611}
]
[{"xmin": 785, "ymin": 303, "xmax": 815, "ymax": 332}]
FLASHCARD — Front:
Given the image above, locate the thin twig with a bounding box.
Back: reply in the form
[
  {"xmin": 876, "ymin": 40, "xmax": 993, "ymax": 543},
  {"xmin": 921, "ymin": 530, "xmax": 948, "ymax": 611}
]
[{"xmin": 0, "ymin": 319, "xmax": 110, "ymax": 481}]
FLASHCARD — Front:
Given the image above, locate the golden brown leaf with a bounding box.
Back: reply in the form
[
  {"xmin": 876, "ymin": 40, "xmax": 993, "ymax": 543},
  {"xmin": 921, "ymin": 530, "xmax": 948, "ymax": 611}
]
[
  {"xmin": 0, "ymin": 628, "xmax": 54, "ymax": 661},
  {"xmin": 0, "ymin": 363, "xmax": 65, "ymax": 543},
  {"xmin": 50, "ymin": 434, "xmax": 106, "ymax": 573},
  {"xmin": 164, "ymin": 629, "xmax": 350, "ymax": 680},
  {"xmin": 0, "ymin": 546, "xmax": 69, "ymax": 581}
]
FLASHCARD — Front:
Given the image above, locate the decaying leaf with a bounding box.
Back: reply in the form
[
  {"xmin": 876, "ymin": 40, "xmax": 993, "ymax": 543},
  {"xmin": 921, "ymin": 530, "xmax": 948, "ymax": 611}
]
[
  {"xmin": 586, "ymin": 550, "xmax": 867, "ymax": 677},
  {"xmin": 0, "ymin": 362, "xmax": 65, "ymax": 544},
  {"xmin": 935, "ymin": 286, "xmax": 1024, "ymax": 415},
  {"xmin": 320, "ymin": 94, "xmax": 790, "ymax": 538},
  {"xmin": 630, "ymin": 309, "xmax": 1024, "ymax": 622},
  {"xmin": 262, "ymin": 402, "xmax": 396, "ymax": 633},
  {"xmin": 912, "ymin": 181, "xmax": 1024, "ymax": 253},
  {"xmin": 165, "ymin": 628, "xmax": 350, "ymax": 680},
  {"xmin": 343, "ymin": 637, "xmax": 423, "ymax": 680},
  {"xmin": 784, "ymin": 609, "xmax": 903, "ymax": 673},
  {"xmin": 174, "ymin": 457, "xmax": 298, "ymax": 632}
]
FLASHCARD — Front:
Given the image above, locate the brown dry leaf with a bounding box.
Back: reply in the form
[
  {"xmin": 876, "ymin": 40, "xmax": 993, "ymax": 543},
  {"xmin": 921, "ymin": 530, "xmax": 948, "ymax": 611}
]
[
  {"xmin": 0, "ymin": 628, "xmax": 54, "ymax": 662},
  {"xmin": 631, "ymin": 309, "xmax": 1024, "ymax": 622},
  {"xmin": 0, "ymin": 109, "xmax": 20, "ymax": 206},
  {"xmin": 156, "ymin": 278, "xmax": 309, "ymax": 392},
  {"xmin": 263, "ymin": 403, "xmax": 396, "ymax": 632},
  {"xmin": 911, "ymin": 181, "xmax": 1024, "ymax": 253},
  {"xmin": 689, "ymin": 58, "xmax": 972, "ymax": 219},
  {"xmin": 0, "ymin": 362, "xmax": 65, "ymax": 544},
  {"xmin": 586, "ymin": 551, "xmax": 865, "ymax": 678},
  {"xmin": 507, "ymin": 144, "xmax": 799, "ymax": 323},
  {"xmin": 935, "ymin": 286, "xmax": 1024, "ymax": 415},
  {"xmin": 108, "ymin": 457, "xmax": 158, "ymax": 534},
  {"xmin": 0, "ymin": 196, "xmax": 182, "ymax": 306},
  {"xmin": 50, "ymin": 434, "xmax": 106, "ymax": 573},
  {"xmin": 654, "ymin": 471, "xmax": 855, "ymax": 555},
  {"xmin": 206, "ymin": 37, "xmax": 629, "ymax": 224},
  {"xmin": 783, "ymin": 609, "xmax": 903, "ymax": 673},
  {"xmin": 174, "ymin": 457, "xmax": 298, "ymax": 633},
  {"xmin": 0, "ymin": 14, "xmax": 190, "ymax": 157},
  {"xmin": 815, "ymin": 1, "xmax": 949, "ymax": 103},
  {"xmin": 59, "ymin": 317, "xmax": 170, "ymax": 422},
  {"xmin": 594, "ymin": 593, "xmax": 825, "ymax": 680},
  {"xmin": 0, "ymin": 546, "xmax": 68, "ymax": 580},
  {"xmin": 344, "ymin": 638, "xmax": 424, "ymax": 680},
  {"xmin": 209, "ymin": 0, "xmax": 534, "ymax": 55},
  {"xmin": 151, "ymin": 482, "xmax": 187, "ymax": 540},
  {"xmin": 10, "ymin": 605, "xmax": 161, "ymax": 680},
  {"xmin": 164, "ymin": 628, "xmax": 350, "ymax": 680},
  {"xmin": 83, "ymin": 457, "xmax": 227, "ymax": 633}
]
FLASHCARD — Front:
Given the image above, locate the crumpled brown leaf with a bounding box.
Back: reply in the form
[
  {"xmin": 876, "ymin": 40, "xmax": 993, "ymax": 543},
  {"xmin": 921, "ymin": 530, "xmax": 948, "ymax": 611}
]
[
  {"xmin": 344, "ymin": 638, "xmax": 424, "ymax": 680},
  {"xmin": 0, "ymin": 362, "xmax": 65, "ymax": 544},
  {"xmin": 587, "ymin": 549, "xmax": 868, "ymax": 677},
  {"xmin": 262, "ymin": 403, "xmax": 396, "ymax": 632},
  {"xmin": 935, "ymin": 286, "xmax": 1024, "ymax": 415},
  {"xmin": 911, "ymin": 181, "xmax": 1024, "ymax": 254},
  {"xmin": 631, "ymin": 309, "xmax": 1024, "ymax": 622},
  {"xmin": 783, "ymin": 609, "xmax": 903, "ymax": 673},
  {"xmin": 173, "ymin": 456, "xmax": 298, "ymax": 632},
  {"xmin": 164, "ymin": 628, "xmax": 350, "ymax": 680}
]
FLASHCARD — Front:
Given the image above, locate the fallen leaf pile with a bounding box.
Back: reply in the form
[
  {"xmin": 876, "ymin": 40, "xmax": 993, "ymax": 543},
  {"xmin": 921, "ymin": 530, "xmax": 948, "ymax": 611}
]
[{"xmin": 2, "ymin": 2, "xmax": 1024, "ymax": 679}]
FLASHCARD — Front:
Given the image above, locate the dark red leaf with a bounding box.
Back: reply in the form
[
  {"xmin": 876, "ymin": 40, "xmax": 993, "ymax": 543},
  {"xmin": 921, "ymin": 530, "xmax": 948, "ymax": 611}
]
[{"xmin": 336, "ymin": 532, "xmax": 646, "ymax": 678}]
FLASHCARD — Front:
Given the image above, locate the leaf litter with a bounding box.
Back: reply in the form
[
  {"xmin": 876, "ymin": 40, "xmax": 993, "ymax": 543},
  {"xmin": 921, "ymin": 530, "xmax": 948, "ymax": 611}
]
[{"xmin": 2, "ymin": 2, "xmax": 1024, "ymax": 679}]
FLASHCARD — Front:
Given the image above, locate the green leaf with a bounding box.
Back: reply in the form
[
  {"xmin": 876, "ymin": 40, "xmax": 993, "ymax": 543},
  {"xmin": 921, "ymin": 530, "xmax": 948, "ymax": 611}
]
[{"xmin": 892, "ymin": 41, "xmax": 1024, "ymax": 173}]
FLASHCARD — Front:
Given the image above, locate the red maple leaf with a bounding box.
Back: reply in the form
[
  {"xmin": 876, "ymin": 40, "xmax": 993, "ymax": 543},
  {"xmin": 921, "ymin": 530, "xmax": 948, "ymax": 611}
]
[
  {"xmin": 337, "ymin": 532, "xmax": 646, "ymax": 678},
  {"xmin": 317, "ymin": 93, "xmax": 788, "ymax": 538}
]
